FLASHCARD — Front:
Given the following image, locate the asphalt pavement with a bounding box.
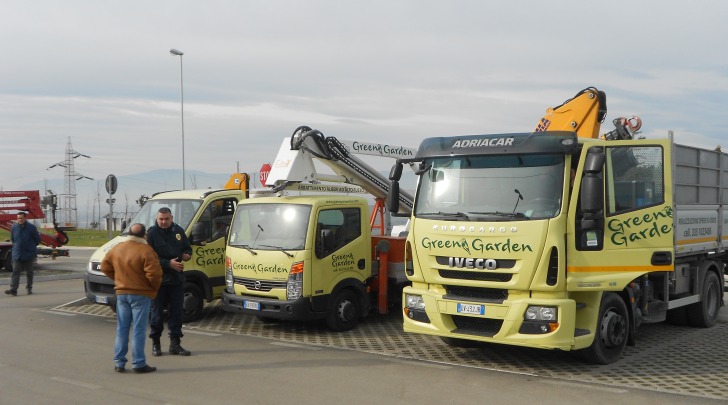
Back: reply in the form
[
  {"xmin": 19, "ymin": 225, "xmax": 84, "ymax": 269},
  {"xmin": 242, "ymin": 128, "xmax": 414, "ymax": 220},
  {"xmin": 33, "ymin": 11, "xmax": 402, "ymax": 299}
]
[{"xmin": 0, "ymin": 247, "xmax": 726, "ymax": 404}]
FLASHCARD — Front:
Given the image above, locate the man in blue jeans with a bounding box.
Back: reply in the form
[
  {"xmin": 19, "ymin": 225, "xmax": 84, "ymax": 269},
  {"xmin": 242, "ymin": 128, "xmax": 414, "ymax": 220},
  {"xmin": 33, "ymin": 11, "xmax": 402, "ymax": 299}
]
[{"xmin": 101, "ymin": 223, "xmax": 163, "ymax": 373}]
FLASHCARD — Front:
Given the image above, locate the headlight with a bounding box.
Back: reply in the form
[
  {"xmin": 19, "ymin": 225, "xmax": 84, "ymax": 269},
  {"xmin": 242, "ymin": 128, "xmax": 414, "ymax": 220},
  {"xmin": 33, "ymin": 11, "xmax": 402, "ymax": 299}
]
[
  {"xmin": 405, "ymin": 294, "xmax": 425, "ymax": 310},
  {"xmin": 524, "ymin": 306, "xmax": 558, "ymax": 321},
  {"xmin": 287, "ymin": 262, "xmax": 304, "ymax": 300},
  {"xmin": 225, "ymin": 257, "xmax": 234, "ymax": 290},
  {"xmin": 87, "ymin": 261, "xmax": 103, "ymax": 274}
]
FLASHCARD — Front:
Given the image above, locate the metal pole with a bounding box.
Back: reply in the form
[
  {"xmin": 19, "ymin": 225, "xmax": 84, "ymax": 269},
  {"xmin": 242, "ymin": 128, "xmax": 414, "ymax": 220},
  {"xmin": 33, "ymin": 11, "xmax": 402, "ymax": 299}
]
[
  {"xmin": 170, "ymin": 48, "xmax": 185, "ymax": 189},
  {"xmin": 179, "ymin": 54, "xmax": 185, "ymax": 190}
]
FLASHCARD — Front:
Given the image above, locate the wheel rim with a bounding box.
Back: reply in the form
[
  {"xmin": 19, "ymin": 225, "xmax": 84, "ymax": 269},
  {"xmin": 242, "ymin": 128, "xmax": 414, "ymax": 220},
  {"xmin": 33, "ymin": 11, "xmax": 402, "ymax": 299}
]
[
  {"xmin": 336, "ymin": 298, "xmax": 356, "ymax": 322},
  {"xmin": 184, "ymin": 292, "xmax": 200, "ymax": 313},
  {"xmin": 600, "ymin": 308, "xmax": 627, "ymax": 348}
]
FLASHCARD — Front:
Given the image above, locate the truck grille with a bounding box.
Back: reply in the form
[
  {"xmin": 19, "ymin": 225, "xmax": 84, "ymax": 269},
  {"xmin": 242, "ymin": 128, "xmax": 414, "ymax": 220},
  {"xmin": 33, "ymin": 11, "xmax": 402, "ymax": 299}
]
[
  {"xmin": 439, "ymin": 269, "xmax": 512, "ymax": 282},
  {"xmin": 444, "ymin": 286, "xmax": 508, "ymax": 303},
  {"xmin": 89, "ymin": 281, "xmax": 115, "ymax": 295},
  {"xmin": 436, "ymin": 256, "xmax": 515, "ymax": 269},
  {"xmin": 452, "ymin": 316, "xmax": 503, "ymax": 337},
  {"xmin": 233, "ymin": 277, "xmax": 286, "ymax": 292}
]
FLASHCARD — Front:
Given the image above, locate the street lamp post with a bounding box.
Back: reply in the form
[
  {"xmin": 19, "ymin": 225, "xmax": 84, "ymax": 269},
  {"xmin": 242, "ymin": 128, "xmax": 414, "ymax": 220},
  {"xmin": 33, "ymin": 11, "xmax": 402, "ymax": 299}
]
[{"xmin": 170, "ymin": 48, "xmax": 185, "ymax": 189}]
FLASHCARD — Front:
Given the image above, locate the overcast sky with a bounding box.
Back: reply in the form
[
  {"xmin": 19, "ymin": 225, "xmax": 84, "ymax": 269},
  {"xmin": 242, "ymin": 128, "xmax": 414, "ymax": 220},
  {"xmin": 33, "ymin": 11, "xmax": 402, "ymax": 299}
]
[{"xmin": 1, "ymin": 0, "xmax": 727, "ymax": 194}]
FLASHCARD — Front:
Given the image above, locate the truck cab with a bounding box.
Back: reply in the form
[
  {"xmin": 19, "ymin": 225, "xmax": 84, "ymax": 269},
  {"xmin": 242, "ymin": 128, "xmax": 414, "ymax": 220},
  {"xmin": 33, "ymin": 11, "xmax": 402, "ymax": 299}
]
[
  {"xmin": 222, "ymin": 195, "xmax": 373, "ymax": 331},
  {"xmin": 85, "ymin": 186, "xmax": 246, "ymax": 322}
]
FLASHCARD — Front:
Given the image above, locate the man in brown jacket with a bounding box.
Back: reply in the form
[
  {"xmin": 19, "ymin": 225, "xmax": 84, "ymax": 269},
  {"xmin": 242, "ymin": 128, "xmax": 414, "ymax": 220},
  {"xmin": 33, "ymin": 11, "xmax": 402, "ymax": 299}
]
[{"xmin": 101, "ymin": 223, "xmax": 163, "ymax": 373}]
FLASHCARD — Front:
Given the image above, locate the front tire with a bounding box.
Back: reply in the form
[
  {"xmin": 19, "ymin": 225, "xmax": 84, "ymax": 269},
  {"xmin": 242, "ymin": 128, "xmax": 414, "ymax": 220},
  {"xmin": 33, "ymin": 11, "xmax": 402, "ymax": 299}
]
[
  {"xmin": 326, "ymin": 289, "xmax": 360, "ymax": 331},
  {"xmin": 183, "ymin": 282, "xmax": 205, "ymax": 323},
  {"xmin": 579, "ymin": 292, "xmax": 629, "ymax": 364},
  {"xmin": 687, "ymin": 270, "xmax": 721, "ymax": 328}
]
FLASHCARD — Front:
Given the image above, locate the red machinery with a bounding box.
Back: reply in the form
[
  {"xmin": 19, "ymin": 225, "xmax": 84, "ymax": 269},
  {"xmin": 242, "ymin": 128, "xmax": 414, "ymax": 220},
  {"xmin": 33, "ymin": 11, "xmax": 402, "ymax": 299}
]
[{"xmin": 0, "ymin": 190, "xmax": 70, "ymax": 271}]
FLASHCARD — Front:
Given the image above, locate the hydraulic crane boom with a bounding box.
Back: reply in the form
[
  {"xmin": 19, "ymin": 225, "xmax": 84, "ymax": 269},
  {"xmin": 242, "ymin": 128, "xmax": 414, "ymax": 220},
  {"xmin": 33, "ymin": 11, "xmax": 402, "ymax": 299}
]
[
  {"xmin": 534, "ymin": 86, "xmax": 642, "ymax": 140},
  {"xmin": 265, "ymin": 126, "xmax": 415, "ymax": 216}
]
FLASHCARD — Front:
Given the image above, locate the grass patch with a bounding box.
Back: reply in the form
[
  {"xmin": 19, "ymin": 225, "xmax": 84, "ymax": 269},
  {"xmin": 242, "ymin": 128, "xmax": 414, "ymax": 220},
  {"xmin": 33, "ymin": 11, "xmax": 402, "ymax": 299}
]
[{"xmin": 0, "ymin": 229, "xmax": 120, "ymax": 248}]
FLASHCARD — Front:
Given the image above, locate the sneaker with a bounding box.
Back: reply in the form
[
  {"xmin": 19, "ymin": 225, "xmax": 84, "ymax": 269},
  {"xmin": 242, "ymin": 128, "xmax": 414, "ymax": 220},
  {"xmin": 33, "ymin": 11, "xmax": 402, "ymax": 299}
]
[
  {"xmin": 26, "ymin": 289, "xmax": 32, "ymax": 295},
  {"xmin": 4, "ymin": 289, "xmax": 17, "ymax": 296},
  {"xmin": 132, "ymin": 365, "xmax": 157, "ymax": 374}
]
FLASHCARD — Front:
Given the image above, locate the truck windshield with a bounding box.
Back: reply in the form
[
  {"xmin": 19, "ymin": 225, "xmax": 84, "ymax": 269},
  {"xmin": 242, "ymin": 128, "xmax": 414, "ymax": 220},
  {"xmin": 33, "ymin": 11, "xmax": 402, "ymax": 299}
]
[
  {"xmin": 120, "ymin": 199, "xmax": 201, "ymax": 235},
  {"xmin": 229, "ymin": 203, "xmax": 312, "ymax": 251},
  {"xmin": 414, "ymin": 154, "xmax": 565, "ymax": 221}
]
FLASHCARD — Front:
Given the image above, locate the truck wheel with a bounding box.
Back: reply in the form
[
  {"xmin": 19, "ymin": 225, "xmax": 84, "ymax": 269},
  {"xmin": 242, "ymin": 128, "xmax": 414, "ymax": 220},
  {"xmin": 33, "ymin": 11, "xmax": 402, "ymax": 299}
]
[
  {"xmin": 687, "ymin": 271, "xmax": 721, "ymax": 328},
  {"xmin": 326, "ymin": 289, "xmax": 359, "ymax": 331},
  {"xmin": 665, "ymin": 307, "xmax": 688, "ymax": 326},
  {"xmin": 183, "ymin": 282, "xmax": 204, "ymax": 323},
  {"xmin": 578, "ymin": 292, "xmax": 629, "ymax": 365}
]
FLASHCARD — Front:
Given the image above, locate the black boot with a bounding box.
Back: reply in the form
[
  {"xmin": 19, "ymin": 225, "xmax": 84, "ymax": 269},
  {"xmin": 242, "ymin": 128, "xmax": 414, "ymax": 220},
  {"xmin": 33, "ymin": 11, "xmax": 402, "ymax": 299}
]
[
  {"xmin": 152, "ymin": 337, "xmax": 162, "ymax": 357},
  {"xmin": 169, "ymin": 337, "xmax": 191, "ymax": 356}
]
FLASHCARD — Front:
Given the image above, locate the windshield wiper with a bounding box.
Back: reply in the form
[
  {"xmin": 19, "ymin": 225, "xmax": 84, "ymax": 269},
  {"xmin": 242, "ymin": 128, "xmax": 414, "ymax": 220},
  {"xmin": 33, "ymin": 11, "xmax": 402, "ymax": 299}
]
[
  {"xmin": 231, "ymin": 244, "xmax": 258, "ymax": 255},
  {"xmin": 468, "ymin": 211, "xmax": 528, "ymax": 219},
  {"xmin": 259, "ymin": 244, "xmax": 294, "ymax": 258},
  {"xmin": 417, "ymin": 211, "xmax": 470, "ymax": 220}
]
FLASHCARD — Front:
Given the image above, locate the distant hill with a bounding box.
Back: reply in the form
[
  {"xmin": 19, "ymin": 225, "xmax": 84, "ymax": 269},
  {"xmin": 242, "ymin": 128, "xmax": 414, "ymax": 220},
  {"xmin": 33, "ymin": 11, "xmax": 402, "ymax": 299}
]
[{"xmin": 8, "ymin": 167, "xmax": 418, "ymax": 229}]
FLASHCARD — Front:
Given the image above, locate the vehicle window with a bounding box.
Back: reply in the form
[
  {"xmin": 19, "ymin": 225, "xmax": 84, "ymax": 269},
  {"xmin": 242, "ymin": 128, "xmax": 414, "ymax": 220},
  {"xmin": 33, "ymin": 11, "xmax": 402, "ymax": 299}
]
[
  {"xmin": 315, "ymin": 208, "xmax": 361, "ymax": 258},
  {"xmin": 606, "ymin": 146, "xmax": 664, "ymax": 215}
]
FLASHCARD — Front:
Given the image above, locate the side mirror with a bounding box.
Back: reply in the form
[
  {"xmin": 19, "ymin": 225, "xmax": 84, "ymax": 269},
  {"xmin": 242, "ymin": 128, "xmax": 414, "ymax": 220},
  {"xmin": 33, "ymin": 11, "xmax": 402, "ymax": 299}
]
[
  {"xmin": 580, "ymin": 147, "xmax": 604, "ymax": 228},
  {"xmin": 583, "ymin": 147, "xmax": 605, "ymax": 173},
  {"xmin": 388, "ymin": 181, "xmax": 400, "ymax": 214},
  {"xmin": 389, "ymin": 162, "xmax": 403, "ymax": 181}
]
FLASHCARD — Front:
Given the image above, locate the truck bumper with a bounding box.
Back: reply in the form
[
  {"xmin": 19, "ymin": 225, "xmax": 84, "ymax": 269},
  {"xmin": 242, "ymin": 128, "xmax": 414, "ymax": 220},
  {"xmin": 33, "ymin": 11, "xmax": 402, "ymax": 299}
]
[
  {"xmin": 221, "ymin": 290, "xmax": 329, "ymax": 321},
  {"xmin": 402, "ymin": 285, "xmax": 580, "ymax": 351},
  {"xmin": 84, "ymin": 273, "xmax": 116, "ymax": 308}
]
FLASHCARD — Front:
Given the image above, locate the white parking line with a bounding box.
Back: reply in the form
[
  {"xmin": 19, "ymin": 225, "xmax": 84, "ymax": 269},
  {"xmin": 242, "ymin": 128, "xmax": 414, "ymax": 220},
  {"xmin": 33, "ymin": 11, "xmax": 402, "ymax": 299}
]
[
  {"xmin": 544, "ymin": 379, "xmax": 628, "ymax": 393},
  {"xmin": 51, "ymin": 297, "xmax": 90, "ymax": 310},
  {"xmin": 271, "ymin": 342, "xmax": 322, "ymax": 350},
  {"xmin": 183, "ymin": 329, "xmax": 222, "ymax": 337},
  {"xmin": 388, "ymin": 358, "xmax": 452, "ymax": 369}
]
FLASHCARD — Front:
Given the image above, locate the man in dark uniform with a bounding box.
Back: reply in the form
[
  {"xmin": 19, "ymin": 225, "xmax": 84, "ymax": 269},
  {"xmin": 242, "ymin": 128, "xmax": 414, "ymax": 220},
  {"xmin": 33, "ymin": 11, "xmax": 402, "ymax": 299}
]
[{"xmin": 146, "ymin": 207, "xmax": 192, "ymax": 357}]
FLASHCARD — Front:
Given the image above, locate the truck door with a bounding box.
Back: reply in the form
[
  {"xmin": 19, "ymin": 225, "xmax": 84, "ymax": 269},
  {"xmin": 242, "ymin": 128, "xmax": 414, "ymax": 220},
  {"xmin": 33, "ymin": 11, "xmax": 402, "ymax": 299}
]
[
  {"xmin": 190, "ymin": 197, "xmax": 239, "ymax": 291},
  {"xmin": 311, "ymin": 207, "xmax": 368, "ymax": 296},
  {"xmin": 567, "ymin": 139, "xmax": 674, "ymax": 290}
]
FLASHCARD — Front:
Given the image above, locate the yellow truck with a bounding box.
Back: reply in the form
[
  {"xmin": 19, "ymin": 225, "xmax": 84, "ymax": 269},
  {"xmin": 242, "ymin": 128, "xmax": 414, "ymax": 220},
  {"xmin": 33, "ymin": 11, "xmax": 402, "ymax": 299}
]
[
  {"xmin": 222, "ymin": 127, "xmax": 414, "ymax": 330},
  {"xmin": 387, "ymin": 87, "xmax": 725, "ymax": 363},
  {"xmin": 84, "ymin": 174, "xmax": 249, "ymax": 322}
]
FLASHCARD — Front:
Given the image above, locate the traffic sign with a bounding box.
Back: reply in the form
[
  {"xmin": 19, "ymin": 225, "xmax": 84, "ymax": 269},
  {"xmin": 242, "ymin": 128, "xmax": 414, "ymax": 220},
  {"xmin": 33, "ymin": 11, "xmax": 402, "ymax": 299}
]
[
  {"xmin": 105, "ymin": 174, "xmax": 118, "ymax": 195},
  {"xmin": 259, "ymin": 163, "xmax": 271, "ymax": 186}
]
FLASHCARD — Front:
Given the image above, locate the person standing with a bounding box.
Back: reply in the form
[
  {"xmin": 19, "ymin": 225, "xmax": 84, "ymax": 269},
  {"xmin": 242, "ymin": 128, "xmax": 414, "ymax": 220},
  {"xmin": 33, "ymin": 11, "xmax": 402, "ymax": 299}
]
[
  {"xmin": 101, "ymin": 223, "xmax": 162, "ymax": 373},
  {"xmin": 5, "ymin": 212, "xmax": 41, "ymax": 296},
  {"xmin": 147, "ymin": 207, "xmax": 193, "ymax": 357}
]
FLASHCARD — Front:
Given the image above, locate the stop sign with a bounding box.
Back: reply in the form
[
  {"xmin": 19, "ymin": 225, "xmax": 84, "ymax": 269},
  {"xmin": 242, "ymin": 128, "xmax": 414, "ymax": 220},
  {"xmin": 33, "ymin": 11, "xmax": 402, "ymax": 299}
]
[{"xmin": 259, "ymin": 163, "xmax": 271, "ymax": 185}]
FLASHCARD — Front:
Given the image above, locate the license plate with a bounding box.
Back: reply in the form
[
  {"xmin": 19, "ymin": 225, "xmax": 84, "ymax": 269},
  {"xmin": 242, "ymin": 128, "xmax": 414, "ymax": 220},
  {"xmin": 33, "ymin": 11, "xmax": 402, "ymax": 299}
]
[
  {"xmin": 243, "ymin": 300, "xmax": 260, "ymax": 310},
  {"xmin": 457, "ymin": 303, "xmax": 484, "ymax": 315},
  {"xmin": 96, "ymin": 295, "xmax": 108, "ymax": 304}
]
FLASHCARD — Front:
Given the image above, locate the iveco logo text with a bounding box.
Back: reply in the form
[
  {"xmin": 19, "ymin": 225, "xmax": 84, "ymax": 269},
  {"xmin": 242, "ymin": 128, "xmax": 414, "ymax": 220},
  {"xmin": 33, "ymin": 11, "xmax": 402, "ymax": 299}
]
[
  {"xmin": 434, "ymin": 225, "xmax": 518, "ymax": 233},
  {"xmin": 449, "ymin": 257, "xmax": 497, "ymax": 270},
  {"xmin": 452, "ymin": 138, "xmax": 514, "ymax": 148}
]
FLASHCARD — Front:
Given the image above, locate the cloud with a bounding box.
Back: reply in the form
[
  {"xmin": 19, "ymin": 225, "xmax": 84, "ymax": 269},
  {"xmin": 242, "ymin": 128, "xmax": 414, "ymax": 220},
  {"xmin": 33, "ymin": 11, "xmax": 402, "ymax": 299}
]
[{"xmin": 0, "ymin": 0, "xmax": 726, "ymax": 198}]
